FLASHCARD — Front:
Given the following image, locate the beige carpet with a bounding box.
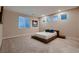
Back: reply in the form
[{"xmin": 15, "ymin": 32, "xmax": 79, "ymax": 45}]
[{"xmin": 0, "ymin": 34, "xmax": 79, "ymax": 53}]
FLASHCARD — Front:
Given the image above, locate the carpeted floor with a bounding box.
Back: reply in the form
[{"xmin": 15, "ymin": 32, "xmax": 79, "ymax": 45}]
[{"xmin": 0, "ymin": 34, "xmax": 79, "ymax": 53}]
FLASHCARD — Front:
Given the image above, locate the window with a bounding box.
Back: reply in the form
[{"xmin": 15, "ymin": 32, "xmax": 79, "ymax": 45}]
[
  {"xmin": 47, "ymin": 16, "xmax": 51, "ymax": 23},
  {"xmin": 25, "ymin": 17, "xmax": 30, "ymax": 28},
  {"xmin": 53, "ymin": 15, "xmax": 58, "ymax": 21},
  {"xmin": 61, "ymin": 14, "xmax": 67, "ymax": 20},
  {"xmin": 18, "ymin": 16, "xmax": 30, "ymax": 28}
]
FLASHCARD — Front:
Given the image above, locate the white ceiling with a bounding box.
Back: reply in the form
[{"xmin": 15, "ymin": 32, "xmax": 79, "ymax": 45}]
[{"xmin": 4, "ymin": 6, "xmax": 77, "ymax": 17}]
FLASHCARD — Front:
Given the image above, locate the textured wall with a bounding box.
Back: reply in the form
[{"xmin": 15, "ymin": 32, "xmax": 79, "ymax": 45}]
[
  {"xmin": 0, "ymin": 24, "xmax": 2, "ymax": 47},
  {"xmin": 3, "ymin": 8, "xmax": 79, "ymax": 39},
  {"xmin": 3, "ymin": 9, "xmax": 39, "ymax": 39},
  {"xmin": 39, "ymin": 8, "xmax": 79, "ymax": 38}
]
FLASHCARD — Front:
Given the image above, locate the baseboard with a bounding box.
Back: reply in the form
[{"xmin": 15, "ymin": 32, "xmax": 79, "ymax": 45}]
[
  {"xmin": 66, "ymin": 36, "xmax": 79, "ymax": 39},
  {"xmin": 3, "ymin": 34, "xmax": 79, "ymax": 40},
  {"xmin": 3, "ymin": 34, "xmax": 26, "ymax": 40}
]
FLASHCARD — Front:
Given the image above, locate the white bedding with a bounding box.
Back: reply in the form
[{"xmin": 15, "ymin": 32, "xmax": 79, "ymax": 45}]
[{"xmin": 34, "ymin": 32, "xmax": 57, "ymax": 39}]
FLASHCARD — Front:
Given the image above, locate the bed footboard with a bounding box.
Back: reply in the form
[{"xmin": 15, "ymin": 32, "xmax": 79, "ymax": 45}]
[{"xmin": 32, "ymin": 35, "xmax": 57, "ymax": 44}]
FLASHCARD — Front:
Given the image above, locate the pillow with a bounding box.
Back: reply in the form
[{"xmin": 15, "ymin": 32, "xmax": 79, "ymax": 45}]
[
  {"xmin": 49, "ymin": 29, "xmax": 54, "ymax": 33},
  {"xmin": 45, "ymin": 29, "xmax": 50, "ymax": 32},
  {"xmin": 45, "ymin": 29, "xmax": 55, "ymax": 33}
]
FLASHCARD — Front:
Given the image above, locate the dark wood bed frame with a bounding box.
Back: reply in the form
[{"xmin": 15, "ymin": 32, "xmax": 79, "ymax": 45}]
[
  {"xmin": 32, "ymin": 30, "xmax": 61, "ymax": 44},
  {"xmin": 32, "ymin": 35, "xmax": 57, "ymax": 44}
]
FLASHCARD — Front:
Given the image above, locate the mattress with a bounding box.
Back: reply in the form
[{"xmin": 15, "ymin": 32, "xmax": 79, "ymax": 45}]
[{"xmin": 34, "ymin": 32, "xmax": 57, "ymax": 39}]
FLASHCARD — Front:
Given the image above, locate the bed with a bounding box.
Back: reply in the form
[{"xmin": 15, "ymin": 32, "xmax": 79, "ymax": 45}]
[{"xmin": 32, "ymin": 30, "xmax": 59, "ymax": 43}]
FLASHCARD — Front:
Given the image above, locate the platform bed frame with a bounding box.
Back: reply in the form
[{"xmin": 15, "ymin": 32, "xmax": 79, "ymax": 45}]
[
  {"xmin": 32, "ymin": 30, "xmax": 60, "ymax": 44},
  {"xmin": 32, "ymin": 35, "xmax": 57, "ymax": 44}
]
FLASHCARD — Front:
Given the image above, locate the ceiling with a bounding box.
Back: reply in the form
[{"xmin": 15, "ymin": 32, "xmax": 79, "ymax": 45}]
[{"xmin": 4, "ymin": 6, "xmax": 77, "ymax": 17}]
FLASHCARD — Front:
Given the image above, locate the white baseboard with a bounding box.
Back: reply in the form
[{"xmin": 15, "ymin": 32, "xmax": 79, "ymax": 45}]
[
  {"xmin": 3, "ymin": 34, "xmax": 26, "ymax": 40},
  {"xmin": 3, "ymin": 34, "xmax": 79, "ymax": 40}
]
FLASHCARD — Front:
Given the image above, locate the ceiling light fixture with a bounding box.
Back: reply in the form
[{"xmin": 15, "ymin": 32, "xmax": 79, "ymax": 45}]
[
  {"xmin": 41, "ymin": 14, "xmax": 46, "ymax": 17},
  {"xmin": 58, "ymin": 10, "xmax": 61, "ymax": 12}
]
